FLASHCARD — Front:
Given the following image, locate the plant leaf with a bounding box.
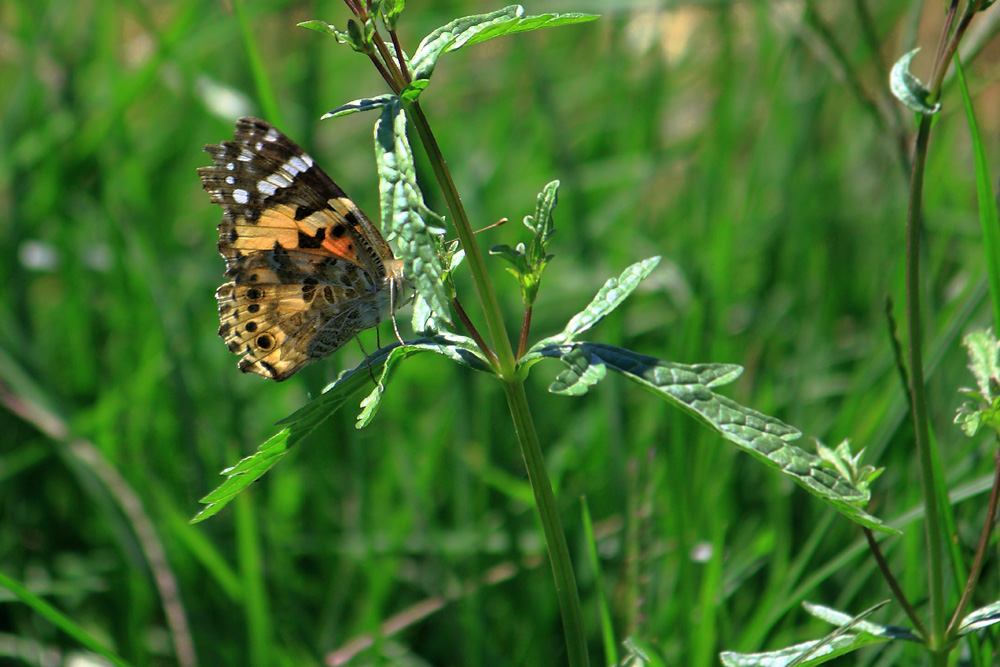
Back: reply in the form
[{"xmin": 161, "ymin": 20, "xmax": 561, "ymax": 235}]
[
  {"xmin": 532, "ymin": 257, "xmax": 661, "ymax": 349},
  {"xmin": 194, "ymin": 336, "xmax": 488, "ymax": 521},
  {"xmin": 193, "ymin": 429, "xmax": 291, "ymax": 523},
  {"xmin": 410, "ymin": 6, "xmax": 599, "ymax": 83},
  {"xmin": 957, "ymin": 600, "xmax": 1000, "ymax": 635},
  {"xmin": 374, "ymin": 100, "xmax": 452, "ymax": 325},
  {"xmin": 889, "ymin": 48, "xmax": 940, "ymax": 115},
  {"xmin": 803, "ymin": 601, "xmax": 921, "ymax": 642},
  {"xmin": 526, "ymin": 342, "xmax": 895, "ymax": 533},
  {"xmin": 549, "ymin": 345, "xmax": 608, "ymax": 395},
  {"xmin": 720, "ymin": 634, "xmax": 883, "ymax": 667},
  {"xmin": 323, "ymin": 94, "xmax": 395, "ymax": 119}
]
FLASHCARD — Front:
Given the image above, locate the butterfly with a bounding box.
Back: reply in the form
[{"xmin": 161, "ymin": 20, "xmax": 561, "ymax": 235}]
[{"xmin": 198, "ymin": 117, "xmax": 408, "ymax": 381}]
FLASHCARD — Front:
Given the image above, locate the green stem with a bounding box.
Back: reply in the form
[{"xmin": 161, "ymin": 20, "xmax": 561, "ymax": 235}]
[
  {"xmin": 905, "ymin": 111, "xmax": 946, "ymax": 656},
  {"xmin": 403, "ymin": 99, "xmax": 516, "ymax": 375},
  {"xmin": 503, "ymin": 379, "xmax": 590, "ymax": 667},
  {"xmin": 403, "ymin": 90, "xmax": 587, "ymax": 666}
]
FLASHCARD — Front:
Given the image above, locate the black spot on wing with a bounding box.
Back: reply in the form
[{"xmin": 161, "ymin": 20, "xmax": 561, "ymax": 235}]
[{"xmin": 297, "ymin": 226, "xmax": 326, "ymax": 249}]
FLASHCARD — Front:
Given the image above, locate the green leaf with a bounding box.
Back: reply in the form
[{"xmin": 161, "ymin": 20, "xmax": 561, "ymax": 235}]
[
  {"xmin": 549, "ymin": 345, "xmax": 608, "ymax": 395},
  {"xmin": 957, "ymin": 600, "xmax": 1000, "ymax": 636},
  {"xmin": 954, "ymin": 329, "xmax": 1000, "ymax": 436},
  {"xmin": 193, "ymin": 429, "xmax": 292, "ymax": 523},
  {"xmin": 355, "ymin": 336, "xmax": 489, "ymax": 428},
  {"xmin": 0, "ymin": 571, "xmax": 133, "ymax": 667},
  {"xmin": 889, "ymin": 48, "xmax": 940, "ymax": 115},
  {"xmin": 722, "ymin": 601, "xmax": 905, "ymax": 666},
  {"xmin": 297, "ymin": 19, "xmax": 340, "ymax": 36},
  {"xmin": 410, "ymin": 6, "xmax": 599, "ymax": 82},
  {"xmin": 532, "ymin": 257, "xmax": 661, "ymax": 348},
  {"xmin": 194, "ymin": 336, "xmax": 489, "ymax": 521},
  {"xmin": 525, "ymin": 179, "xmax": 559, "ymax": 247},
  {"xmin": 964, "ymin": 329, "xmax": 1000, "ymax": 397},
  {"xmin": 374, "ymin": 100, "xmax": 452, "ymax": 325},
  {"xmin": 525, "ymin": 342, "xmax": 895, "ymax": 533},
  {"xmin": 803, "ymin": 602, "xmax": 921, "ymax": 642},
  {"xmin": 489, "ymin": 243, "xmax": 530, "ymax": 273},
  {"xmin": 323, "ymin": 94, "xmax": 395, "ymax": 119},
  {"xmin": 381, "ymin": 0, "xmax": 405, "ymax": 29},
  {"xmin": 956, "ymin": 56, "xmax": 1000, "ymax": 333}
]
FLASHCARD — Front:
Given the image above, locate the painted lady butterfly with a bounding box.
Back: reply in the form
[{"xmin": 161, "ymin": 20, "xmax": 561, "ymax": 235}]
[{"xmin": 199, "ymin": 117, "xmax": 407, "ymax": 381}]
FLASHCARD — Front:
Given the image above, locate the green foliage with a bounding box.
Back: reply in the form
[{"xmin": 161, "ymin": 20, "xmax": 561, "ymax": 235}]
[
  {"xmin": 491, "ymin": 179, "xmax": 559, "ymax": 308},
  {"xmin": 3, "ymin": 1, "xmax": 1000, "ymax": 666},
  {"xmin": 955, "ymin": 329, "xmax": 1000, "ymax": 437}
]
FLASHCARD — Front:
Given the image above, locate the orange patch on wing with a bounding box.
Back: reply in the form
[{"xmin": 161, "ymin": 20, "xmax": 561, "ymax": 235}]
[{"xmin": 322, "ymin": 232, "xmax": 359, "ymax": 263}]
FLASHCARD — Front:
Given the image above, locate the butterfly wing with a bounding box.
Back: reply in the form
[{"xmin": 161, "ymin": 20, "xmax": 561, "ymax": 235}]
[{"xmin": 199, "ymin": 117, "xmax": 399, "ymax": 381}]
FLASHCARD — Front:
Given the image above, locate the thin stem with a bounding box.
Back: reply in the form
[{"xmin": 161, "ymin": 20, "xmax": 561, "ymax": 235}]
[
  {"xmin": 453, "ymin": 297, "xmax": 499, "ymax": 368},
  {"xmin": 403, "ymin": 99, "xmax": 517, "ymax": 375},
  {"xmin": 864, "ymin": 528, "xmax": 928, "ymax": 638},
  {"xmin": 503, "ymin": 379, "xmax": 589, "ymax": 667},
  {"xmin": 905, "ymin": 110, "xmax": 946, "ymax": 653},
  {"xmin": 946, "ymin": 447, "xmax": 1000, "ymax": 638},
  {"xmin": 389, "ymin": 29, "xmax": 411, "ymax": 82},
  {"xmin": 517, "ymin": 307, "xmax": 533, "ymax": 359}
]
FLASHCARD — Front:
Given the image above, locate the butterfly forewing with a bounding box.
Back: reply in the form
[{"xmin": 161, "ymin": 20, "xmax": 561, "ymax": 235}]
[{"xmin": 199, "ymin": 117, "xmax": 404, "ymax": 381}]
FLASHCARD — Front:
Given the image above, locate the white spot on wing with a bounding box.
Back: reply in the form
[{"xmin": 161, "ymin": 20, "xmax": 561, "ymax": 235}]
[
  {"xmin": 257, "ymin": 180, "xmax": 278, "ymax": 196},
  {"xmin": 233, "ymin": 189, "xmax": 249, "ymax": 204},
  {"xmin": 226, "ymin": 176, "xmax": 235, "ymax": 185},
  {"xmin": 265, "ymin": 128, "xmax": 280, "ymax": 142},
  {"xmin": 237, "ymin": 149, "xmax": 254, "ymax": 162},
  {"xmin": 255, "ymin": 141, "xmax": 264, "ymax": 151},
  {"xmin": 266, "ymin": 172, "xmax": 293, "ymax": 188},
  {"xmin": 226, "ymin": 162, "xmax": 235, "ymax": 171},
  {"xmin": 282, "ymin": 155, "xmax": 311, "ymax": 177}
]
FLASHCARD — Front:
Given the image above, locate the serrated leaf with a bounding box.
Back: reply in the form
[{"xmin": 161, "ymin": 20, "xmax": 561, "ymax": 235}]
[
  {"xmin": 194, "ymin": 336, "xmax": 489, "ymax": 521},
  {"xmin": 192, "ymin": 429, "xmax": 291, "ymax": 522},
  {"xmin": 323, "ymin": 94, "xmax": 395, "ymax": 119},
  {"xmin": 410, "ymin": 6, "xmax": 599, "ymax": 82},
  {"xmin": 890, "ymin": 48, "xmax": 940, "ymax": 115},
  {"xmin": 957, "ymin": 600, "xmax": 1000, "ymax": 635},
  {"xmin": 525, "ymin": 179, "xmax": 559, "ymax": 244},
  {"xmin": 524, "ymin": 342, "xmax": 896, "ymax": 533},
  {"xmin": 963, "ymin": 329, "xmax": 1000, "ymax": 397},
  {"xmin": 533, "ymin": 257, "xmax": 661, "ymax": 348},
  {"xmin": 374, "ymin": 100, "xmax": 452, "ymax": 326}
]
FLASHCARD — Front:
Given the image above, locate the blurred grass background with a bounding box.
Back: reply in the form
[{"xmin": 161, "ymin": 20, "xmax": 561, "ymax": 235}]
[{"xmin": 2, "ymin": 0, "xmax": 999, "ymax": 665}]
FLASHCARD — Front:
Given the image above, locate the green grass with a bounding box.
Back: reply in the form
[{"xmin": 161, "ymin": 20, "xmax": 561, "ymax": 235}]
[{"xmin": 2, "ymin": 1, "xmax": 999, "ymax": 665}]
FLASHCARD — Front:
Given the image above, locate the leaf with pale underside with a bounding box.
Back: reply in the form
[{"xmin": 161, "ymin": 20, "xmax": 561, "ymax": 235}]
[
  {"xmin": 375, "ymin": 100, "xmax": 452, "ymax": 326},
  {"xmin": 409, "ymin": 6, "xmax": 598, "ymax": 85},
  {"xmin": 523, "ymin": 342, "xmax": 894, "ymax": 533}
]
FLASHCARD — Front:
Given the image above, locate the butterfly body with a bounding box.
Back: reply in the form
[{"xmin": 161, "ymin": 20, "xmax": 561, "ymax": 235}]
[{"xmin": 199, "ymin": 117, "xmax": 406, "ymax": 381}]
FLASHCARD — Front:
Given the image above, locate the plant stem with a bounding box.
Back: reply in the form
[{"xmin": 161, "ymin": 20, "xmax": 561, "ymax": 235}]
[
  {"xmin": 402, "ymin": 86, "xmax": 587, "ymax": 666},
  {"xmin": 946, "ymin": 446, "xmax": 1000, "ymax": 638},
  {"xmin": 503, "ymin": 378, "xmax": 590, "ymax": 667},
  {"xmin": 863, "ymin": 528, "xmax": 928, "ymax": 638},
  {"xmin": 403, "ymin": 99, "xmax": 517, "ymax": 375},
  {"xmin": 905, "ymin": 109, "xmax": 946, "ymax": 656}
]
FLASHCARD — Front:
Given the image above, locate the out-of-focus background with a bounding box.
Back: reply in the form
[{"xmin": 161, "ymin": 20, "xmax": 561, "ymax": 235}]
[{"xmin": 2, "ymin": 1, "xmax": 998, "ymax": 665}]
